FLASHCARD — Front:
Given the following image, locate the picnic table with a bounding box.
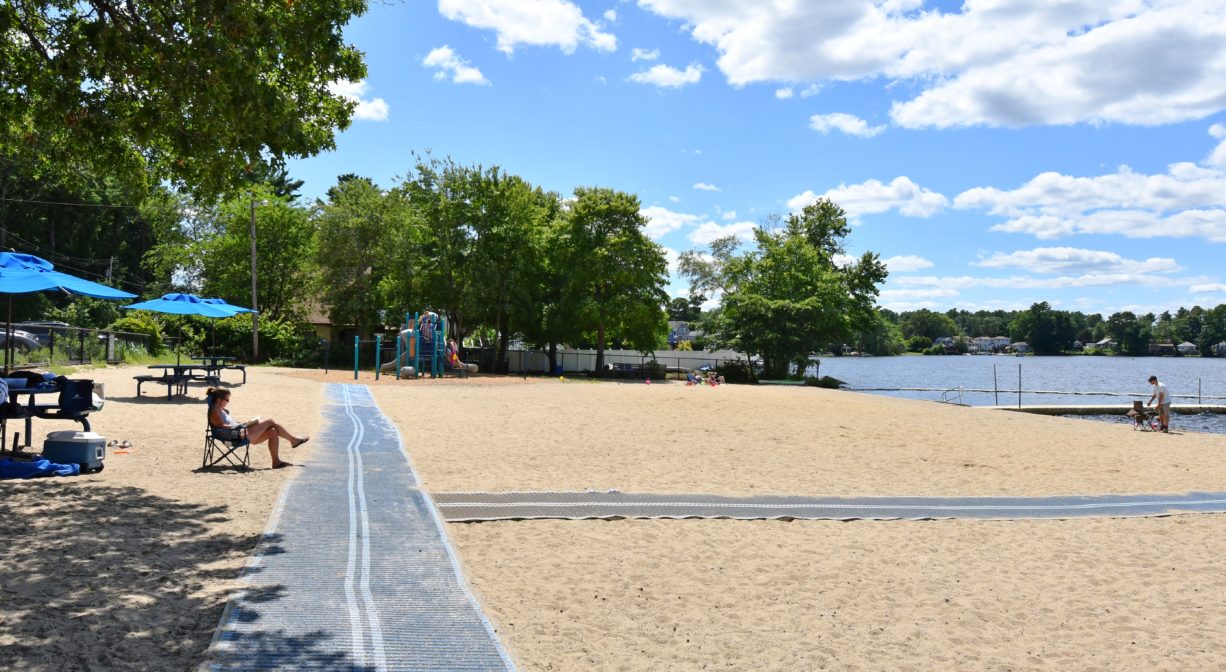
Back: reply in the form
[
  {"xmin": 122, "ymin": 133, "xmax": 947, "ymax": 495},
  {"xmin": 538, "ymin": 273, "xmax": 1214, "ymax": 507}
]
[
  {"xmin": 1, "ymin": 380, "xmax": 93, "ymax": 450},
  {"xmin": 191, "ymin": 355, "xmax": 246, "ymax": 384}
]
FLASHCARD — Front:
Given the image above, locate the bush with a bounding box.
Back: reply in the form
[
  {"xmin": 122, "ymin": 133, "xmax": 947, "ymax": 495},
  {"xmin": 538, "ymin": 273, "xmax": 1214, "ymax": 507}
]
[
  {"xmin": 107, "ymin": 314, "xmax": 165, "ymax": 355},
  {"xmin": 907, "ymin": 335, "xmax": 932, "ymax": 352},
  {"xmin": 715, "ymin": 359, "xmax": 755, "ymax": 384},
  {"xmin": 805, "ymin": 375, "xmax": 846, "ymax": 389},
  {"xmin": 922, "ymin": 345, "xmax": 945, "ymax": 355}
]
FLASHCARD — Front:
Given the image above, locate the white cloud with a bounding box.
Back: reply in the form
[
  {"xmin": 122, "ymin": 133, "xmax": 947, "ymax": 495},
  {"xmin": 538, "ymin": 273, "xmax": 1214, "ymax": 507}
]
[
  {"xmin": 439, "ymin": 0, "xmax": 616, "ymax": 54},
  {"xmin": 631, "ymin": 47, "xmax": 660, "ymax": 62},
  {"xmin": 1209, "ymin": 124, "xmax": 1226, "ymax": 168},
  {"xmin": 974, "ymin": 248, "xmax": 1181, "ymax": 275},
  {"xmin": 328, "ymin": 80, "xmax": 390, "ymax": 121},
  {"xmin": 636, "ymin": 1, "xmax": 1226, "ymax": 128},
  {"xmin": 882, "ymin": 255, "xmax": 933, "ymax": 273},
  {"xmin": 894, "ymin": 272, "xmax": 1184, "ymax": 291},
  {"xmin": 955, "ymin": 161, "xmax": 1226, "ymax": 242},
  {"xmin": 604, "ymin": 9, "xmax": 617, "ymax": 22},
  {"xmin": 721, "ymin": 210, "xmax": 737, "ymax": 221},
  {"xmin": 879, "ymin": 288, "xmax": 959, "ymax": 300},
  {"xmin": 693, "ymin": 182, "xmax": 721, "ymax": 192},
  {"xmin": 788, "ymin": 176, "xmax": 947, "ymax": 219},
  {"xmin": 629, "ymin": 63, "xmax": 704, "ymax": 88},
  {"xmin": 775, "ymin": 87, "xmax": 794, "ymax": 100},
  {"xmin": 1191, "ymin": 283, "xmax": 1226, "ymax": 293},
  {"xmin": 688, "ymin": 221, "xmax": 757, "ymax": 245},
  {"xmin": 422, "ymin": 46, "xmax": 491, "ymax": 85},
  {"xmin": 641, "ymin": 205, "xmax": 702, "ymax": 239},
  {"xmin": 668, "ymin": 195, "xmax": 681, "ymax": 203},
  {"xmin": 809, "ymin": 112, "xmax": 885, "ymax": 138}
]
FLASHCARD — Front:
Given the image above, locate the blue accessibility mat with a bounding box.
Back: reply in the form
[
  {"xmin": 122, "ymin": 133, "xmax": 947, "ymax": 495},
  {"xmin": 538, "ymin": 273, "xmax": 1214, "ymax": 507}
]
[{"xmin": 203, "ymin": 384, "xmax": 515, "ymax": 671}]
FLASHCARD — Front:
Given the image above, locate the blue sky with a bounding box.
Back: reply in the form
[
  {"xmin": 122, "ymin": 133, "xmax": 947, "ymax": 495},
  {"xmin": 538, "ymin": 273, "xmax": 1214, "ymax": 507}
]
[{"xmin": 287, "ymin": 0, "xmax": 1226, "ymax": 317}]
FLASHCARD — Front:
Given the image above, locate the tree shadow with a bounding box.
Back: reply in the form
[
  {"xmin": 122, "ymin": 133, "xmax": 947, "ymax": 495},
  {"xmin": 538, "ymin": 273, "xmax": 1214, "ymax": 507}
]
[{"xmin": 0, "ymin": 481, "xmax": 364, "ymax": 670}]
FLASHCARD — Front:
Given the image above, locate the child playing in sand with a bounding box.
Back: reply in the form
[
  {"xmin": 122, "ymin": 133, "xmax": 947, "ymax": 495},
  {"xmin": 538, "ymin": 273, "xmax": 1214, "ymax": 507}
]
[{"xmin": 206, "ymin": 387, "xmax": 310, "ymax": 468}]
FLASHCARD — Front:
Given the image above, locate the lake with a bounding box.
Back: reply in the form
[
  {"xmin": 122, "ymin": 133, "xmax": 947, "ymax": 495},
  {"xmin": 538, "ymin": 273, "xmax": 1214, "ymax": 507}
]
[{"xmin": 812, "ymin": 354, "xmax": 1226, "ymax": 435}]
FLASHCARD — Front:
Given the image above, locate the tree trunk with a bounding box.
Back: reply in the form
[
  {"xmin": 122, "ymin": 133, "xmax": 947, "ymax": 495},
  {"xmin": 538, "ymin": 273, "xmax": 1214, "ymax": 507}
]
[
  {"xmin": 547, "ymin": 341, "xmax": 558, "ymax": 374},
  {"xmin": 495, "ymin": 309, "xmax": 509, "ymax": 374},
  {"xmin": 595, "ymin": 317, "xmax": 607, "ymax": 374}
]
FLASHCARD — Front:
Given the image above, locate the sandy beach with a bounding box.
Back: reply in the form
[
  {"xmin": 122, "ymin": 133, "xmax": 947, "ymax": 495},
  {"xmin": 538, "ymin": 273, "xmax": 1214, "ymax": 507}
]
[{"xmin": 4, "ymin": 365, "xmax": 1226, "ymax": 670}]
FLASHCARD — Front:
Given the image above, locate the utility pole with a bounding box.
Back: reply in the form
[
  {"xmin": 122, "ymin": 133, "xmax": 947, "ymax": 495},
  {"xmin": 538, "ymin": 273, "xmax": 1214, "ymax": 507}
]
[
  {"xmin": 106, "ymin": 256, "xmax": 113, "ymax": 281},
  {"xmin": 250, "ymin": 197, "xmax": 260, "ymax": 360}
]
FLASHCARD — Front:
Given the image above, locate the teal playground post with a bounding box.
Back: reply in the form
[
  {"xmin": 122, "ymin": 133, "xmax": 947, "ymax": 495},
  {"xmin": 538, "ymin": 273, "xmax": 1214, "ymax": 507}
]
[
  {"xmin": 353, "ymin": 335, "xmax": 359, "ymax": 380},
  {"xmin": 375, "ymin": 334, "xmax": 382, "ymax": 381}
]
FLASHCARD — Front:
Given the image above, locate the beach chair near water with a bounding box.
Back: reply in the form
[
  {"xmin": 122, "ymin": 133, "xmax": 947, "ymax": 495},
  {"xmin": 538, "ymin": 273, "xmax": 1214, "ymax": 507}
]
[{"xmin": 1127, "ymin": 400, "xmax": 1159, "ymax": 431}]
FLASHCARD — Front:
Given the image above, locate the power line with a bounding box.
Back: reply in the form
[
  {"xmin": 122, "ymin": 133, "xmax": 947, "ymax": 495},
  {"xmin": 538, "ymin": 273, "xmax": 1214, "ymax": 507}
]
[{"xmin": 0, "ymin": 195, "xmax": 139, "ymax": 209}]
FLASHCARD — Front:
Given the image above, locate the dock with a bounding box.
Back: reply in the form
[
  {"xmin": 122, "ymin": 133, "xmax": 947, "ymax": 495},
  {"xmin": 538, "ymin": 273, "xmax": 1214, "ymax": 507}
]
[{"xmin": 986, "ymin": 404, "xmax": 1226, "ymax": 416}]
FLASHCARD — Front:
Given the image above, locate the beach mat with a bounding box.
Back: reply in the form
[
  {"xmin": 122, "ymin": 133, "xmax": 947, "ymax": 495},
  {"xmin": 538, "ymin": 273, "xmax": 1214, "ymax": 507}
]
[
  {"xmin": 432, "ymin": 490, "xmax": 1226, "ymax": 522},
  {"xmin": 203, "ymin": 384, "xmax": 514, "ymax": 671}
]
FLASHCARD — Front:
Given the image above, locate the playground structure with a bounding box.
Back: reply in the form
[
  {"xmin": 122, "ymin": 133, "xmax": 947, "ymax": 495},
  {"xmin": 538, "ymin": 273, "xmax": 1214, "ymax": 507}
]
[{"xmin": 377, "ymin": 310, "xmax": 478, "ymax": 379}]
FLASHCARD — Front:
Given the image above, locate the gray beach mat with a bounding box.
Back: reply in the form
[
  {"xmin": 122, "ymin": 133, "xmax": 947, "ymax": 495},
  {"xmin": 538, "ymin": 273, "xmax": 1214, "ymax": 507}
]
[
  {"xmin": 433, "ymin": 490, "xmax": 1226, "ymax": 522},
  {"xmin": 203, "ymin": 384, "xmax": 514, "ymax": 671}
]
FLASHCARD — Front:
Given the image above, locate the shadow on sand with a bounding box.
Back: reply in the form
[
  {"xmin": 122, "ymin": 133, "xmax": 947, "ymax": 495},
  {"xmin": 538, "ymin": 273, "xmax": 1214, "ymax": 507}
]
[{"xmin": 0, "ymin": 481, "xmax": 363, "ymax": 670}]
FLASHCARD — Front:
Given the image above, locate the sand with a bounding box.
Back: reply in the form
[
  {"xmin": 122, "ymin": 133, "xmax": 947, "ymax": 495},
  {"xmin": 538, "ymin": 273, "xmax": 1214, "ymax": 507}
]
[{"xmin": 4, "ymin": 366, "xmax": 1226, "ymax": 670}]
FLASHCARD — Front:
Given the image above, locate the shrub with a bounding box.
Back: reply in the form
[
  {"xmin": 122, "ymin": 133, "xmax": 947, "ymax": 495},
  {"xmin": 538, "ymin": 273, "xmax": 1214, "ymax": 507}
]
[
  {"xmin": 907, "ymin": 335, "xmax": 932, "ymax": 352},
  {"xmin": 715, "ymin": 359, "xmax": 755, "ymax": 384},
  {"xmin": 107, "ymin": 314, "xmax": 165, "ymax": 354}
]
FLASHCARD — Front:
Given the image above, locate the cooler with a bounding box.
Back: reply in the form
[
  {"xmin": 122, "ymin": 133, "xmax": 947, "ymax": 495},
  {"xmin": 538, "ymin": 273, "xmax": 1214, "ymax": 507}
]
[{"xmin": 42, "ymin": 430, "xmax": 106, "ymax": 473}]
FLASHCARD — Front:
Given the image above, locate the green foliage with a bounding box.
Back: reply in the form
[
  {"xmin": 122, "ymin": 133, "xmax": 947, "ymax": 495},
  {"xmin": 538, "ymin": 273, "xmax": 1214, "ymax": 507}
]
[
  {"xmin": 206, "ymin": 188, "xmax": 315, "ymax": 321},
  {"xmin": 1009, "ymin": 301, "xmax": 1076, "ymax": 355},
  {"xmin": 679, "ymin": 199, "xmax": 886, "ymax": 378},
  {"xmin": 316, "ymin": 175, "xmax": 400, "ymax": 339},
  {"xmin": 1, "ymin": 0, "xmax": 368, "ymax": 199},
  {"xmin": 922, "ymin": 344, "xmax": 946, "ymax": 355},
  {"xmin": 107, "ymin": 314, "xmax": 165, "ymax": 355},
  {"xmin": 715, "ymin": 359, "xmax": 755, "ymax": 384},
  {"xmin": 1106, "ymin": 311, "xmax": 1154, "ymax": 356},
  {"xmin": 562, "ymin": 187, "xmax": 669, "ymax": 369},
  {"xmin": 901, "ymin": 309, "xmax": 959, "ymax": 340},
  {"xmin": 907, "ymin": 335, "xmax": 932, "ymax": 352}
]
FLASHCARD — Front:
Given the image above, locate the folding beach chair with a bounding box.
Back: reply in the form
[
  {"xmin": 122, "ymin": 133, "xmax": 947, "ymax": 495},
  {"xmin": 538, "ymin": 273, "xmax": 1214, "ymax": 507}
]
[
  {"xmin": 203, "ymin": 417, "xmax": 251, "ymax": 470},
  {"xmin": 1126, "ymin": 400, "xmax": 1159, "ymax": 431}
]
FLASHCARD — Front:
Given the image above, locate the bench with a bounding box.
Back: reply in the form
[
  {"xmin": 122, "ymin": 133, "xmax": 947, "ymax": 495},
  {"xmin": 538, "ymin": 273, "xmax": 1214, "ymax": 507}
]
[{"xmin": 134, "ymin": 374, "xmax": 186, "ymax": 399}]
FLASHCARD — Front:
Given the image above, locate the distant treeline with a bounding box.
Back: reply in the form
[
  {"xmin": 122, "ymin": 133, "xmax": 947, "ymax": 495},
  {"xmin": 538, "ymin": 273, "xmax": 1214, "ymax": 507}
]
[{"xmin": 851, "ymin": 303, "xmax": 1226, "ymax": 357}]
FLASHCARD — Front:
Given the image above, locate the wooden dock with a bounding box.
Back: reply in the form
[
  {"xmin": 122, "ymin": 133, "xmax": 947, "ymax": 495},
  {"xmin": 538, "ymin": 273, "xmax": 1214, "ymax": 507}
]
[{"xmin": 986, "ymin": 404, "xmax": 1226, "ymax": 416}]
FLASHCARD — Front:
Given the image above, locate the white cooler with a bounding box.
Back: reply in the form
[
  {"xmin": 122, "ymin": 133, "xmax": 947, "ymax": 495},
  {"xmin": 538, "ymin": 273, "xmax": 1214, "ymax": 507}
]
[{"xmin": 43, "ymin": 430, "xmax": 106, "ymax": 473}]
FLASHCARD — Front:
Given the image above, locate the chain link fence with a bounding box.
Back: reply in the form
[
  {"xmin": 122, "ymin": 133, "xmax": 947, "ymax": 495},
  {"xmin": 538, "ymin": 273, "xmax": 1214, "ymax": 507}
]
[{"xmin": 6, "ymin": 323, "xmax": 152, "ymax": 368}]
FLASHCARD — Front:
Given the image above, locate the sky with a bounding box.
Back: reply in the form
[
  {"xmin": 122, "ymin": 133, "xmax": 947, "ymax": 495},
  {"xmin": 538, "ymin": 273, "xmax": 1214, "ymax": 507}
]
[{"xmin": 286, "ymin": 0, "xmax": 1226, "ymax": 317}]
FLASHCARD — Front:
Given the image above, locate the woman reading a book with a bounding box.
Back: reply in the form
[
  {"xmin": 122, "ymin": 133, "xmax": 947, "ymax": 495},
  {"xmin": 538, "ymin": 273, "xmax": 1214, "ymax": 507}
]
[{"xmin": 206, "ymin": 387, "xmax": 310, "ymax": 469}]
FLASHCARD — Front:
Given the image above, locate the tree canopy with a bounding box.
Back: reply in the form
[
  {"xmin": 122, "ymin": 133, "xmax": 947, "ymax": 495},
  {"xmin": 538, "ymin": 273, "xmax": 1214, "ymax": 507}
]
[
  {"xmin": 1, "ymin": 0, "xmax": 367, "ymax": 198},
  {"xmin": 680, "ymin": 199, "xmax": 887, "ymax": 378}
]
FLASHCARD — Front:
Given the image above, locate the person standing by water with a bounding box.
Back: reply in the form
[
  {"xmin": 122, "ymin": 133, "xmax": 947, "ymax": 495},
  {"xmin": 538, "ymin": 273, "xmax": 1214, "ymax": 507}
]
[{"xmin": 1147, "ymin": 375, "xmax": 1172, "ymax": 433}]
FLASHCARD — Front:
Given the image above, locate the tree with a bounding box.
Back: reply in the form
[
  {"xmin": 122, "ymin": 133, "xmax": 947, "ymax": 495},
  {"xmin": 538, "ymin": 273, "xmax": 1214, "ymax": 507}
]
[
  {"xmin": 1106, "ymin": 311, "xmax": 1153, "ymax": 356},
  {"xmin": 680, "ymin": 199, "xmax": 887, "ymax": 378},
  {"xmin": 562, "ymin": 187, "xmax": 669, "ymax": 371},
  {"xmin": 901, "ymin": 309, "xmax": 958, "ymax": 340},
  {"xmin": 1009, "ymin": 301, "xmax": 1075, "ymax": 355},
  {"xmin": 314, "ymin": 177, "xmax": 401, "ymax": 338},
  {"xmin": 206, "ymin": 188, "xmax": 315, "ymax": 321},
  {"xmin": 1, "ymin": 0, "xmax": 367, "ymax": 198}
]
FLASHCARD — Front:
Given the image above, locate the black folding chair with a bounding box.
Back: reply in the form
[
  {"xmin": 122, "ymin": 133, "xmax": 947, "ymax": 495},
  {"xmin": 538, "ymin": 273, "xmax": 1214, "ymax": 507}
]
[{"xmin": 203, "ymin": 421, "xmax": 251, "ymax": 470}]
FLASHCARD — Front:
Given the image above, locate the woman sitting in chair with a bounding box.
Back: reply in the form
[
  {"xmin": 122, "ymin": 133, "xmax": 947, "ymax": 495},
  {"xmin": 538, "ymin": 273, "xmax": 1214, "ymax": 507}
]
[{"xmin": 206, "ymin": 387, "xmax": 309, "ymax": 469}]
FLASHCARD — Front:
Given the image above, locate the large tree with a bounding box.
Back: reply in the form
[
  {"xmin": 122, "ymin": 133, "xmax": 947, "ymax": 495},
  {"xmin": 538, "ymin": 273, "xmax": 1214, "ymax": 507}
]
[
  {"xmin": 314, "ymin": 177, "xmax": 401, "ymax": 338},
  {"xmin": 1, "ymin": 0, "xmax": 367, "ymax": 198},
  {"xmin": 563, "ymin": 187, "xmax": 668, "ymax": 372},
  {"xmin": 681, "ymin": 199, "xmax": 887, "ymax": 378}
]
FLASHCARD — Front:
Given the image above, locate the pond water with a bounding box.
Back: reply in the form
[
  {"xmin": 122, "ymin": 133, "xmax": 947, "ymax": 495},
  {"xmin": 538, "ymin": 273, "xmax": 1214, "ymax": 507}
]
[{"xmin": 811, "ymin": 355, "xmax": 1226, "ymax": 435}]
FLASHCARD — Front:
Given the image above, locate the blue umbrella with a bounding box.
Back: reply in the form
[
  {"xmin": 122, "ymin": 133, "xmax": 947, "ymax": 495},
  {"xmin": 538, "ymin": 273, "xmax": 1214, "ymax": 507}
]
[
  {"xmin": 200, "ymin": 298, "xmax": 256, "ymax": 316},
  {"xmin": 123, "ymin": 293, "xmax": 255, "ymax": 361},
  {"xmin": 0, "ymin": 252, "xmax": 136, "ymax": 371}
]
